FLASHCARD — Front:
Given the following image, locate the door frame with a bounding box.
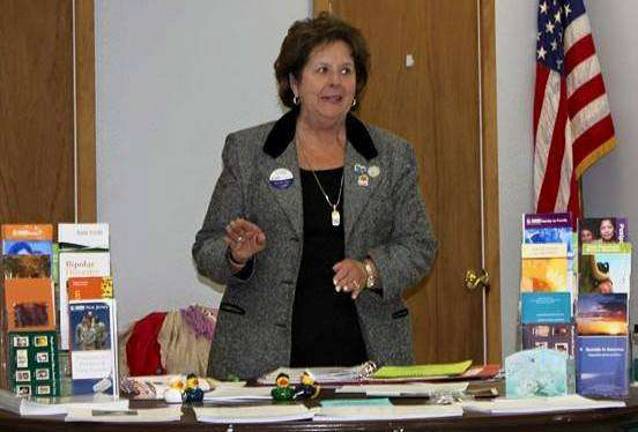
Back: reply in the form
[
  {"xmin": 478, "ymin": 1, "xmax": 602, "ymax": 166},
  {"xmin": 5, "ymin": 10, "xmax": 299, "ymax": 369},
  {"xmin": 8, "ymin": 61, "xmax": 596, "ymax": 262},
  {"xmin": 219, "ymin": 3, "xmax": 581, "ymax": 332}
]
[
  {"xmin": 313, "ymin": 0, "xmax": 502, "ymax": 363},
  {"xmin": 76, "ymin": 0, "xmax": 97, "ymax": 222}
]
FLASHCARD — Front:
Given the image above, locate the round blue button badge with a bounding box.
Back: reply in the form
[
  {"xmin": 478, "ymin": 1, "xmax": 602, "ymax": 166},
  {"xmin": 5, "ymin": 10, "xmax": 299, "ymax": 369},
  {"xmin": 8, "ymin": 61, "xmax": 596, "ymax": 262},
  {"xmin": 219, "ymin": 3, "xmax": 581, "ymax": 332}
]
[{"xmin": 269, "ymin": 168, "xmax": 294, "ymax": 190}]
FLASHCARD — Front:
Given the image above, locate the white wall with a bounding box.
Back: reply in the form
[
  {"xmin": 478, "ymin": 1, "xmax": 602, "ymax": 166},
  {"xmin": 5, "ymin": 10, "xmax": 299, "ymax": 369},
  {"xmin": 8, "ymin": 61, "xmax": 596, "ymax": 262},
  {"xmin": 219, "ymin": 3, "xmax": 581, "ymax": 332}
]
[
  {"xmin": 96, "ymin": 1, "xmax": 311, "ymax": 329},
  {"xmin": 582, "ymin": 1, "xmax": 638, "ymax": 330},
  {"xmin": 495, "ymin": 0, "xmax": 537, "ymax": 357}
]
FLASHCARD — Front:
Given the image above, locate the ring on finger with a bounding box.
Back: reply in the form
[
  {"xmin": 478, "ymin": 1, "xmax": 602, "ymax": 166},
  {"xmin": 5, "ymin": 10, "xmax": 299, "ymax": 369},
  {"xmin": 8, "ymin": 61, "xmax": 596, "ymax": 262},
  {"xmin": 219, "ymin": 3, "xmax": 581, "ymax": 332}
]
[{"xmin": 237, "ymin": 236, "xmax": 244, "ymax": 242}]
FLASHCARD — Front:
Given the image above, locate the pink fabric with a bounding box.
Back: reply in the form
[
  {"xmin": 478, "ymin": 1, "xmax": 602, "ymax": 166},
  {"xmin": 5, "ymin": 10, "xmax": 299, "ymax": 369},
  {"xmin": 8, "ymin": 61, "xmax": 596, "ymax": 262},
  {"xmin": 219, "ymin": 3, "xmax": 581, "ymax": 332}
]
[{"xmin": 180, "ymin": 306, "xmax": 217, "ymax": 340}]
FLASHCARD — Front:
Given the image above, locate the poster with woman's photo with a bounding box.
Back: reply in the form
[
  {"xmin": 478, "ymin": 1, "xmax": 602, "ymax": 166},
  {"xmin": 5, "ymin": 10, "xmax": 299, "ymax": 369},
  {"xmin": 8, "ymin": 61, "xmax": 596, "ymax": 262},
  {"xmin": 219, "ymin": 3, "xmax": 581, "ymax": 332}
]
[{"xmin": 579, "ymin": 217, "xmax": 629, "ymax": 246}]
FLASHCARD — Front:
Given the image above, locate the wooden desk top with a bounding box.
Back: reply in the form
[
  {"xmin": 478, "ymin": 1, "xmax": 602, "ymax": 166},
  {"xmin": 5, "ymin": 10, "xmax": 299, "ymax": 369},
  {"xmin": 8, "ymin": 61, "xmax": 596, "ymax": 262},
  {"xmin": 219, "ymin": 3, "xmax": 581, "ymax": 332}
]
[{"xmin": 2, "ymin": 383, "xmax": 638, "ymax": 432}]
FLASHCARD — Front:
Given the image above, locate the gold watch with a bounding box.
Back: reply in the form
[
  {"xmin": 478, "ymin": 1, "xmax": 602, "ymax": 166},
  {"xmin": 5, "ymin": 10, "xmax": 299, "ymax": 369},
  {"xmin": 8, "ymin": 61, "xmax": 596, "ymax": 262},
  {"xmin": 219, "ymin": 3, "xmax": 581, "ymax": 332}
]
[{"xmin": 363, "ymin": 258, "xmax": 377, "ymax": 289}]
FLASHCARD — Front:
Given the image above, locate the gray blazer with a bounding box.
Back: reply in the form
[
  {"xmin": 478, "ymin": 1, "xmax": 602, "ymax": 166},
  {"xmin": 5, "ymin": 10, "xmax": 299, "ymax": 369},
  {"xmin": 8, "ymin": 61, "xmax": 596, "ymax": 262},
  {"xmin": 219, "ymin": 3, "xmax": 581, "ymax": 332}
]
[{"xmin": 193, "ymin": 109, "xmax": 437, "ymax": 380}]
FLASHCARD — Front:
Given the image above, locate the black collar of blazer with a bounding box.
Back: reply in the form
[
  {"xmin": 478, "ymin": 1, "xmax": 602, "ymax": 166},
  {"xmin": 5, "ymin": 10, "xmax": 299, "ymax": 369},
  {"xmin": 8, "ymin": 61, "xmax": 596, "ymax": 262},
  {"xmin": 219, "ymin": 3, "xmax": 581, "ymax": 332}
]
[{"xmin": 262, "ymin": 107, "xmax": 378, "ymax": 160}]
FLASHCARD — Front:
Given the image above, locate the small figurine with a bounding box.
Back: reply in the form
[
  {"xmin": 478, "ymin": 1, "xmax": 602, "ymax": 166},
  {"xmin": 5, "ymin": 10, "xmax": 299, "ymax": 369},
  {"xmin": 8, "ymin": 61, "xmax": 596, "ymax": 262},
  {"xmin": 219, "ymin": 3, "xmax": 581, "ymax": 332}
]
[
  {"xmin": 293, "ymin": 371, "xmax": 320, "ymax": 400},
  {"xmin": 271, "ymin": 373, "xmax": 295, "ymax": 401},
  {"xmin": 163, "ymin": 373, "xmax": 207, "ymax": 404},
  {"xmin": 186, "ymin": 374, "xmax": 199, "ymax": 389},
  {"xmin": 183, "ymin": 373, "xmax": 204, "ymax": 403},
  {"xmin": 183, "ymin": 386, "xmax": 204, "ymax": 403}
]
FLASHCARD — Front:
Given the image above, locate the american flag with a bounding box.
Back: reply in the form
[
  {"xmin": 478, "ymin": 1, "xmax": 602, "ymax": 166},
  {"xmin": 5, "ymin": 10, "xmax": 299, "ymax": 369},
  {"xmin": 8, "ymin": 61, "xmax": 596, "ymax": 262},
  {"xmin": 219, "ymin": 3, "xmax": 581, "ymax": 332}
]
[{"xmin": 533, "ymin": 0, "xmax": 615, "ymax": 218}]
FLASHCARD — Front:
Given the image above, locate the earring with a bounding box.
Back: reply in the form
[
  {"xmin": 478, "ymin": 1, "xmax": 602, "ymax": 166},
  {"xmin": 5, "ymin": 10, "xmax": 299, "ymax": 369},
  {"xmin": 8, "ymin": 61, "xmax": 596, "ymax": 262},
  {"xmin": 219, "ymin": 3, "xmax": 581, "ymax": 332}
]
[
  {"xmin": 351, "ymin": 98, "xmax": 357, "ymax": 108},
  {"xmin": 293, "ymin": 95, "xmax": 300, "ymax": 105}
]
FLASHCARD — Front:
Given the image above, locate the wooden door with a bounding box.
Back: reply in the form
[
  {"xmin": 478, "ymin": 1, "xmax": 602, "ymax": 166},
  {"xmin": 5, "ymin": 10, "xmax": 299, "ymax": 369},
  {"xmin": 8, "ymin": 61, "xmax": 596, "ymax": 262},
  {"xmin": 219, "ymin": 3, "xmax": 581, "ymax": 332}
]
[
  {"xmin": 0, "ymin": 1, "xmax": 75, "ymax": 224},
  {"xmin": 0, "ymin": 0, "xmax": 96, "ymax": 227},
  {"xmin": 316, "ymin": 0, "xmax": 501, "ymax": 364}
]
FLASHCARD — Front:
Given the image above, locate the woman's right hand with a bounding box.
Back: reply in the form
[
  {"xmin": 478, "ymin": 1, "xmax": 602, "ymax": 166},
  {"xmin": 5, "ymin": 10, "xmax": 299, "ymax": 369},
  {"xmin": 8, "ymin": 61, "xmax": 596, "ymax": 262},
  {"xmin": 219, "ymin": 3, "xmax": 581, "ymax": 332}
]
[{"xmin": 224, "ymin": 218, "xmax": 266, "ymax": 265}]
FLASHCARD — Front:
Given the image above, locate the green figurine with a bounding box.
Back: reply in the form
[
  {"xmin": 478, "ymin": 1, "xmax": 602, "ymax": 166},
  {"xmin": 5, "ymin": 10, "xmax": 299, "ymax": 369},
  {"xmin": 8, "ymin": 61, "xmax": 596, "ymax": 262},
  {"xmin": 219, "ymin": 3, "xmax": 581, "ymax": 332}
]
[{"xmin": 271, "ymin": 373, "xmax": 295, "ymax": 401}]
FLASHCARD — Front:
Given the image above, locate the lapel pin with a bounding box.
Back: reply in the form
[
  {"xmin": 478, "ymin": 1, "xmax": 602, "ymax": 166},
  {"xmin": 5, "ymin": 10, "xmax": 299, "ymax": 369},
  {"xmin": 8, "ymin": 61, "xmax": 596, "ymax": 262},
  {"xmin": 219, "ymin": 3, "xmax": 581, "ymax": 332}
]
[
  {"xmin": 368, "ymin": 165, "xmax": 380, "ymax": 178},
  {"xmin": 354, "ymin": 163, "xmax": 367, "ymax": 174},
  {"xmin": 358, "ymin": 173, "xmax": 370, "ymax": 187},
  {"xmin": 269, "ymin": 168, "xmax": 294, "ymax": 190}
]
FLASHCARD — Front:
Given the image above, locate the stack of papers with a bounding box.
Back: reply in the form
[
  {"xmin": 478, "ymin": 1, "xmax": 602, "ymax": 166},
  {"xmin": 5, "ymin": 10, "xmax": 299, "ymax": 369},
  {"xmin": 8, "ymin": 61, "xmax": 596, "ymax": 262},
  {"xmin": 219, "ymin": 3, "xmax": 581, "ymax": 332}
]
[
  {"xmin": 0, "ymin": 389, "xmax": 66, "ymax": 416},
  {"xmin": 203, "ymin": 385, "xmax": 273, "ymax": 403},
  {"xmin": 462, "ymin": 394, "xmax": 626, "ymax": 414},
  {"xmin": 65, "ymin": 406, "xmax": 182, "ymax": 423},
  {"xmin": 0, "ymin": 389, "xmax": 128, "ymax": 416},
  {"xmin": 314, "ymin": 404, "xmax": 463, "ymax": 421},
  {"xmin": 194, "ymin": 404, "xmax": 313, "ymax": 423},
  {"xmin": 336, "ymin": 382, "xmax": 468, "ymax": 397}
]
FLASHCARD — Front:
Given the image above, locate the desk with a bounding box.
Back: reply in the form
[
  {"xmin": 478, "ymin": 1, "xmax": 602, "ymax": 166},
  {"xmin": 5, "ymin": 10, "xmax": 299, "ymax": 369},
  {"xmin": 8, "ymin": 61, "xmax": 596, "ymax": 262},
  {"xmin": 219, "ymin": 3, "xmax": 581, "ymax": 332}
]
[{"xmin": 2, "ymin": 384, "xmax": 638, "ymax": 432}]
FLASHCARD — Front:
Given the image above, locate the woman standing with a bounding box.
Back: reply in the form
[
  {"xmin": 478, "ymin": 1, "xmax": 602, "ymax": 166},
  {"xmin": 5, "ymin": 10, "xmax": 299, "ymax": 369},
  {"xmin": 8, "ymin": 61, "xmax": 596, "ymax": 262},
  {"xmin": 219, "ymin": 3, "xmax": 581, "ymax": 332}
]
[{"xmin": 193, "ymin": 13, "xmax": 437, "ymax": 380}]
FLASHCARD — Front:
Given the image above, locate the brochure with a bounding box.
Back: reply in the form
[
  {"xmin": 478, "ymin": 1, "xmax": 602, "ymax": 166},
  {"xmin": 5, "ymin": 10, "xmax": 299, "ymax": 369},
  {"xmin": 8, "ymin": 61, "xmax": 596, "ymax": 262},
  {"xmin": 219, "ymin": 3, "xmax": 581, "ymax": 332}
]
[
  {"xmin": 69, "ymin": 300, "xmax": 118, "ymax": 396},
  {"xmin": 576, "ymin": 335, "xmax": 629, "ymax": 397}
]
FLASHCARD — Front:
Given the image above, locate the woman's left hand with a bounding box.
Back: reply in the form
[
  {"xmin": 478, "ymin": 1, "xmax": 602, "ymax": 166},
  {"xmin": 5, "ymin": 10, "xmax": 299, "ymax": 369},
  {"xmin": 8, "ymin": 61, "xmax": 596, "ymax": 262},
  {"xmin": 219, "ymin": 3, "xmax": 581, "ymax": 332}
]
[{"xmin": 332, "ymin": 259, "xmax": 367, "ymax": 300}]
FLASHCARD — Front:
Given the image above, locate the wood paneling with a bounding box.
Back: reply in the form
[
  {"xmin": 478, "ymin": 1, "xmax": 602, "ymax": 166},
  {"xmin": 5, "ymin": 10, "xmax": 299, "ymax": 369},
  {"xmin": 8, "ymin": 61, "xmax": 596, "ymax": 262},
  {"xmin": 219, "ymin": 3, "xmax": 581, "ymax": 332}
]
[
  {"xmin": 313, "ymin": 0, "xmax": 332, "ymax": 15},
  {"xmin": 319, "ymin": 0, "xmax": 498, "ymax": 364},
  {"xmin": 75, "ymin": 0, "xmax": 97, "ymax": 222},
  {"xmin": 0, "ymin": 0, "xmax": 75, "ymax": 225}
]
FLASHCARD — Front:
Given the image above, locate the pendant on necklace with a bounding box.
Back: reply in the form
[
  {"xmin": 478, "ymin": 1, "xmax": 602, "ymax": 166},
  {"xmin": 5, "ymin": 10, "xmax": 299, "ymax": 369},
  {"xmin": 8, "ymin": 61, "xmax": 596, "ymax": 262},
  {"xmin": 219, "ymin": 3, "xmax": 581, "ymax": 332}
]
[{"xmin": 331, "ymin": 208, "xmax": 341, "ymax": 227}]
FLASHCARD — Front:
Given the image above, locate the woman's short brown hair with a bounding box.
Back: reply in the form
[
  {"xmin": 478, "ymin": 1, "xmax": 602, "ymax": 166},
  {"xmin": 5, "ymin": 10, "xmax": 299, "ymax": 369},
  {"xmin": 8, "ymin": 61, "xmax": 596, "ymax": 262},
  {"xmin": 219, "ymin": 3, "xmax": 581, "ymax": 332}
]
[{"xmin": 274, "ymin": 12, "xmax": 370, "ymax": 108}]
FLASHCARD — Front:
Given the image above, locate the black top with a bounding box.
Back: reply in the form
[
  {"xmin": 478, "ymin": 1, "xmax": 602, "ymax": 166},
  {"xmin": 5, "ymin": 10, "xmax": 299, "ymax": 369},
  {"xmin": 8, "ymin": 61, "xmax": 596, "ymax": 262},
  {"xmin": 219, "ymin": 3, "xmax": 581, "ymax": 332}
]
[{"xmin": 290, "ymin": 167, "xmax": 367, "ymax": 367}]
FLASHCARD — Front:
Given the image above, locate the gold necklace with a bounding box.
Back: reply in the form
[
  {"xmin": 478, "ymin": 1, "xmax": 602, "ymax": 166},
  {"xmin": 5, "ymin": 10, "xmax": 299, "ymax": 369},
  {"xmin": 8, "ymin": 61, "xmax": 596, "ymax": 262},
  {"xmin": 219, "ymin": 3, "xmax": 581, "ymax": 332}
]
[{"xmin": 298, "ymin": 141, "xmax": 344, "ymax": 227}]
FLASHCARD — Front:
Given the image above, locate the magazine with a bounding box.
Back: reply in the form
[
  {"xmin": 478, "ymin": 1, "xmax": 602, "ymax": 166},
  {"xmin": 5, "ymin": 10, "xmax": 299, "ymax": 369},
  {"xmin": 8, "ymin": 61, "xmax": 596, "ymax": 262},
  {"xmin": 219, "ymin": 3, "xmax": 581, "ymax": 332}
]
[{"xmin": 579, "ymin": 243, "xmax": 631, "ymax": 295}]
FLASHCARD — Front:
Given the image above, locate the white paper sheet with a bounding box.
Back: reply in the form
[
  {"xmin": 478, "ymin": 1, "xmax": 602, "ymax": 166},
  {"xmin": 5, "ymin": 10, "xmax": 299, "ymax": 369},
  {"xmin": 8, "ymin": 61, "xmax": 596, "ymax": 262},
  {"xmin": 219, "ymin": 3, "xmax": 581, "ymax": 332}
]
[
  {"xmin": 462, "ymin": 394, "xmax": 625, "ymax": 414},
  {"xmin": 194, "ymin": 404, "xmax": 313, "ymax": 423},
  {"xmin": 203, "ymin": 385, "xmax": 273, "ymax": 402},
  {"xmin": 314, "ymin": 404, "xmax": 463, "ymax": 421},
  {"xmin": 65, "ymin": 406, "xmax": 182, "ymax": 423}
]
